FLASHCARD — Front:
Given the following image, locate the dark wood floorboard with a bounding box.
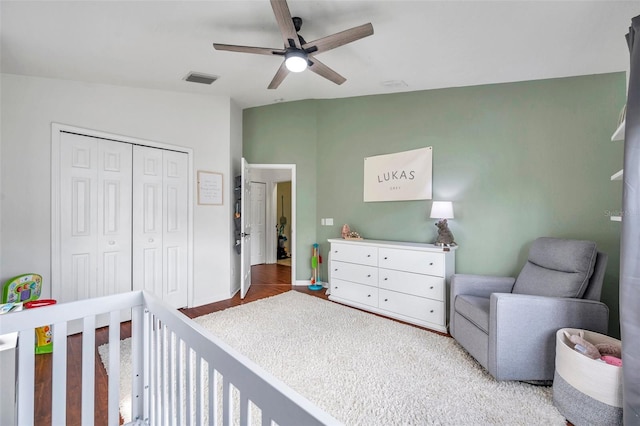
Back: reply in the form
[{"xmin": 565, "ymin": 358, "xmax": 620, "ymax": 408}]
[{"xmin": 32, "ymin": 263, "xmax": 318, "ymax": 425}]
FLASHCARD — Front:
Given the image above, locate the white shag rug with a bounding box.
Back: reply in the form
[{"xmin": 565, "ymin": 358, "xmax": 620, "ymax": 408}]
[{"xmin": 99, "ymin": 291, "xmax": 566, "ymax": 425}]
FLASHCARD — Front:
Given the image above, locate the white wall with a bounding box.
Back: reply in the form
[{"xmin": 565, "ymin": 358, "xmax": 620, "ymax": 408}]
[{"xmin": 1, "ymin": 74, "xmax": 238, "ymax": 306}]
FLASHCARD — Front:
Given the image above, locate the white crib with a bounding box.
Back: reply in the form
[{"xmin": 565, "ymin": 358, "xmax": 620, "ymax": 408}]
[{"xmin": 0, "ymin": 290, "xmax": 339, "ymax": 426}]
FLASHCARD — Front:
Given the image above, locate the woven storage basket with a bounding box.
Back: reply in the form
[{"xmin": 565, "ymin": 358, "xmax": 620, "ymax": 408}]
[{"xmin": 553, "ymin": 328, "xmax": 622, "ymax": 426}]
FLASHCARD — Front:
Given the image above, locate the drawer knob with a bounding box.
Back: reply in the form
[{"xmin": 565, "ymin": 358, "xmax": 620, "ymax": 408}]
[
  {"xmin": 367, "ymin": 254, "xmax": 371, "ymax": 257},
  {"xmin": 335, "ymin": 286, "xmax": 339, "ymax": 289},
  {"xmin": 430, "ymin": 309, "xmax": 434, "ymax": 313},
  {"xmin": 367, "ymin": 294, "xmax": 371, "ymax": 297},
  {"xmin": 384, "ymin": 277, "xmax": 388, "ymax": 281},
  {"xmin": 429, "ymin": 286, "xmax": 434, "ymax": 289},
  {"xmin": 384, "ymin": 256, "xmax": 388, "ymax": 260},
  {"xmin": 334, "ymin": 268, "xmax": 338, "ymax": 271},
  {"xmin": 367, "ymin": 274, "xmax": 371, "ymax": 278},
  {"xmin": 429, "ymin": 262, "xmax": 434, "ymax": 266},
  {"xmin": 384, "ymin": 298, "xmax": 388, "ymax": 302}
]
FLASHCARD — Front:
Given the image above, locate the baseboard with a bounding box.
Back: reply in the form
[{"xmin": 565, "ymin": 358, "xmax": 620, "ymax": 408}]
[{"xmin": 293, "ymin": 280, "xmax": 328, "ymax": 288}]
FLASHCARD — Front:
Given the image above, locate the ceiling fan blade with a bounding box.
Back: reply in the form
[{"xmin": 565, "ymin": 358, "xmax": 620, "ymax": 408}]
[
  {"xmin": 270, "ymin": 0, "xmax": 301, "ymax": 49},
  {"xmin": 268, "ymin": 61, "xmax": 290, "ymax": 90},
  {"xmin": 303, "ymin": 23, "xmax": 373, "ymax": 54},
  {"xmin": 308, "ymin": 57, "xmax": 346, "ymax": 85},
  {"xmin": 213, "ymin": 43, "xmax": 285, "ymax": 56}
]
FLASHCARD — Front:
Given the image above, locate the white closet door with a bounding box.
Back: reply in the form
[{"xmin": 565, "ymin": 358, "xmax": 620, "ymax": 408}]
[
  {"xmin": 133, "ymin": 146, "xmax": 188, "ymax": 308},
  {"xmin": 59, "ymin": 133, "xmax": 132, "ymax": 303}
]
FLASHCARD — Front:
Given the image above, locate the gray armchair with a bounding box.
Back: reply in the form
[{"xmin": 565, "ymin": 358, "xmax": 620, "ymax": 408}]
[{"xmin": 450, "ymin": 237, "xmax": 609, "ymax": 382}]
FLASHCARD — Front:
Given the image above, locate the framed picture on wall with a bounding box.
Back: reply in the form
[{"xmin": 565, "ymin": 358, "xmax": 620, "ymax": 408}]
[{"xmin": 197, "ymin": 171, "xmax": 223, "ymax": 205}]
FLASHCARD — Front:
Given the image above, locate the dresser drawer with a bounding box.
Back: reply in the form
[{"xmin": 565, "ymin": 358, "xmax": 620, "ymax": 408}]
[
  {"xmin": 331, "ymin": 243, "xmax": 378, "ymax": 266},
  {"xmin": 379, "ymin": 289, "xmax": 444, "ymax": 326},
  {"xmin": 331, "ymin": 279, "xmax": 378, "ymax": 308},
  {"xmin": 379, "ymin": 248, "xmax": 444, "ymax": 277},
  {"xmin": 378, "ymin": 269, "xmax": 445, "ymax": 301},
  {"xmin": 331, "ymin": 261, "xmax": 378, "ymax": 286}
]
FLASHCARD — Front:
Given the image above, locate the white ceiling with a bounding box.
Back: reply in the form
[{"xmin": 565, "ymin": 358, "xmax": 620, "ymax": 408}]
[{"xmin": 2, "ymin": 1, "xmax": 639, "ymax": 109}]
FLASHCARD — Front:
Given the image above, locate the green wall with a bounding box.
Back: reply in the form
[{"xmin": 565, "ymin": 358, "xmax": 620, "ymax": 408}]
[{"xmin": 243, "ymin": 73, "xmax": 625, "ymax": 336}]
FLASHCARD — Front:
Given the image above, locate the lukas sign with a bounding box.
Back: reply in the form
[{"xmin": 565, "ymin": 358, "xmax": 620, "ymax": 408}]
[{"xmin": 363, "ymin": 146, "xmax": 433, "ymax": 202}]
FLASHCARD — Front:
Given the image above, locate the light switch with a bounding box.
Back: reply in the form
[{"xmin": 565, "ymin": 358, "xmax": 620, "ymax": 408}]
[{"xmin": 326, "ymin": 218, "xmax": 334, "ymax": 226}]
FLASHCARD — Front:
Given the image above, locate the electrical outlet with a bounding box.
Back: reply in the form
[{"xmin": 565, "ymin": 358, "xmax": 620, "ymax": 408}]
[{"xmin": 321, "ymin": 218, "xmax": 326, "ymax": 225}]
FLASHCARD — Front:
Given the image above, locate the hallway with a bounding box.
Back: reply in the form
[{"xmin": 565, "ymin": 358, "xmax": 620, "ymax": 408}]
[{"xmin": 251, "ymin": 263, "xmax": 291, "ymax": 285}]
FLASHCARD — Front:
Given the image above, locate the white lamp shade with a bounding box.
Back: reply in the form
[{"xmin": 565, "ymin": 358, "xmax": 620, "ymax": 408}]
[{"xmin": 430, "ymin": 201, "xmax": 454, "ymax": 219}]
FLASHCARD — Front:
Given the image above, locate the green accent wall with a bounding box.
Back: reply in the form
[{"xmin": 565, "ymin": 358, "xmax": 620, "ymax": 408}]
[{"xmin": 243, "ymin": 73, "xmax": 625, "ymax": 336}]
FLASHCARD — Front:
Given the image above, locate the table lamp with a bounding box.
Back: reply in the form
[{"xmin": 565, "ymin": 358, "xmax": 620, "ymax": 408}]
[{"xmin": 430, "ymin": 201, "xmax": 456, "ymax": 246}]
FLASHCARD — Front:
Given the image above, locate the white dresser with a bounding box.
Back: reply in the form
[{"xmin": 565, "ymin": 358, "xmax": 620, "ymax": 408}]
[{"xmin": 327, "ymin": 238, "xmax": 456, "ymax": 333}]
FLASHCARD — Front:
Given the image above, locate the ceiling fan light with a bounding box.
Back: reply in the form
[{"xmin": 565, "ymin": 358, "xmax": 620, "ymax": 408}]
[{"xmin": 285, "ymin": 51, "xmax": 308, "ymax": 72}]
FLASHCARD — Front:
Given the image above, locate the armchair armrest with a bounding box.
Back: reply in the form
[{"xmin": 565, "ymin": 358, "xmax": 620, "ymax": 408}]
[
  {"xmin": 488, "ymin": 293, "xmax": 609, "ymax": 381},
  {"xmin": 451, "ymin": 274, "xmax": 516, "ymax": 299}
]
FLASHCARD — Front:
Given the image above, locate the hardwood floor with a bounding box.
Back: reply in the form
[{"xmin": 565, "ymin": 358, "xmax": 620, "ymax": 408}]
[{"xmin": 32, "ymin": 262, "xmax": 321, "ymax": 425}]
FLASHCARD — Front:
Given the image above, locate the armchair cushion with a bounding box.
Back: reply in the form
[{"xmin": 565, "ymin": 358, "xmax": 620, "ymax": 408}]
[
  {"xmin": 512, "ymin": 238, "xmax": 597, "ymax": 298},
  {"xmin": 454, "ymin": 295, "xmax": 490, "ymax": 333}
]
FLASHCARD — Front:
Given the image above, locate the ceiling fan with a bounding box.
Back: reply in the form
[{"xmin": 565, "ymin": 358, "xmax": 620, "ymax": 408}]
[{"xmin": 213, "ymin": 0, "xmax": 374, "ymax": 89}]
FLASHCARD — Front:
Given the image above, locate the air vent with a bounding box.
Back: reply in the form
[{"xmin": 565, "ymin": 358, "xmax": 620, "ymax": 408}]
[{"xmin": 184, "ymin": 72, "xmax": 218, "ymax": 85}]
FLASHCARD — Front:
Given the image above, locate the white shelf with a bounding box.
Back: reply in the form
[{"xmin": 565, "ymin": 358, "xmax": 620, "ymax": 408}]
[
  {"xmin": 611, "ymin": 169, "xmax": 624, "ymax": 181},
  {"xmin": 611, "ymin": 216, "xmax": 622, "ymax": 222},
  {"xmin": 611, "ymin": 120, "xmax": 625, "ymax": 141}
]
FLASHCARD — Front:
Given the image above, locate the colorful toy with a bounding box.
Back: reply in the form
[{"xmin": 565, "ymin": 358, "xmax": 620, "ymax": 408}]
[
  {"xmin": 308, "ymin": 243, "xmax": 323, "ymax": 291},
  {"xmin": 1, "ymin": 273, "xmax": 43, "ymax": 304},
  {"xmin": 2, "ymin": 274, "xmax": 56, "ymax": 355},
  {"xmin": 25, "ymin": 299, "xmax": 57, "ymax": 354}
]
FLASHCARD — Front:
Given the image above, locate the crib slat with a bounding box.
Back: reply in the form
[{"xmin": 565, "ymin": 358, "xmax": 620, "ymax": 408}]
[
  {"xmin": 208, "ymin": 366, "xmax": 215, "ymax": 426},
  {"xmin": 17, "ymin": 329, "xmax": 35, "ymax": 426},
  {"xmin": 196, "ymin": 355, "xmax": 202, "ymax": 426},
  {"xmin": 176, "ymin": 338, "xmax": 184, "ymax": 424},
  {"xmin": 240, "ymin": 392, "xmax": 249, "ymax": 425},
  {"xmin": 162, "ymin": 327, "xmax": 168, "ymax": 424},
  {"xmin": 168, "ymin": 331, "xmax": 175, "ymax": 422},
  {"xmin": 51, "ymin": 321, "xmax": 68, "ymax": 425},
  {"xmin": 108, "ymin": 310, "xmax": 121, "ymax": 426},
  {"xmin": 185, "ymin": 345, "xmax": 193, "ymax": 425},
  {"xmin": 223, "ymin": 377, "xmax": 231, "ymax": 426},
  {"xmin": 149, "ymin": 315, "xmax": 157, "ymax": 423},
  {"xmin": 131, "ymin": 305, "xmax": 144, "ymax": 422},
  {"xmin": 81, "ymin": 315, "xmax": 96, "ymax": 426},
  {"xmin": 142, "ymin": 308, "xmax": 152, "ymax": 423}
]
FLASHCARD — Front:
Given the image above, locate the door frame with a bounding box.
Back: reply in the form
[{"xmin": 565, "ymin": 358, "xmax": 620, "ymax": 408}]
[
  {"xmin": 51, "ymin": 123, "xmax": 195, "ymax": 306},
  {"xmin": 248, "ymin": 163, "xmax": 296, "ymax": 286}
]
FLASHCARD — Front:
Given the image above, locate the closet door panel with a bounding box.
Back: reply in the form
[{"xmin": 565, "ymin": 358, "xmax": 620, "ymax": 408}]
[
  {"xmin": 162, "ymin": 151, "xmax": 188, "ymax": 308},
  {"xmin": 60, "ymin": 134, "xmax": 132, "ymax": 302},
  {"xmin": 133, "ymin": 146, "xmax": 163, "ymax": 297},
  {"xmin": 60, "ymin": 135, "xmax": 98, "ymax": 303},
  {"xmin": 97, "ymin": 140, "xmax": 132, "ymax": 297}
]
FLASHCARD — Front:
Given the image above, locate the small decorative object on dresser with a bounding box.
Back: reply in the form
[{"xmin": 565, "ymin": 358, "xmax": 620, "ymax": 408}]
[
  {"xmin": 341, "ymin": 224, "xmax": 351, "ymax": 239},
  {"xmin": 327, "ymin": 238, "xmax": 456, "ymax": 333}
]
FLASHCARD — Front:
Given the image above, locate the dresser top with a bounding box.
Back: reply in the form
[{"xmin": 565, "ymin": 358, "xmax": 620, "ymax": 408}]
[{"xmin": 327, "ymin": 238, "xmax": 457, "ymax": 253}]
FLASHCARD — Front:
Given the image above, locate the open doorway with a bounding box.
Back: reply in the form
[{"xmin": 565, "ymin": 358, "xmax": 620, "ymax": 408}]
[
  {"xmin": 248, "ymin": 165, "xmax": 295, "ymax": 286},
  {"xmin": 276, "ymin": 181, "xmax": 292, "ymax": 267}
]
